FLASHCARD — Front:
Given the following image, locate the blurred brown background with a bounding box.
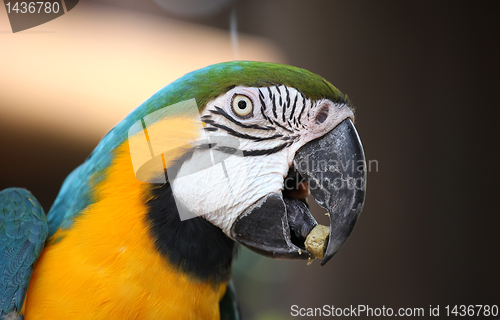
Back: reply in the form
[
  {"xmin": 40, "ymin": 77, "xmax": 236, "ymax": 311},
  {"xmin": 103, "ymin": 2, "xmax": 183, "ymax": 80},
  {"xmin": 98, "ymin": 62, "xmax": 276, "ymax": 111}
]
[{"xmin": 1, "ymin": 1, "xmax": 499, "ymax": 319}]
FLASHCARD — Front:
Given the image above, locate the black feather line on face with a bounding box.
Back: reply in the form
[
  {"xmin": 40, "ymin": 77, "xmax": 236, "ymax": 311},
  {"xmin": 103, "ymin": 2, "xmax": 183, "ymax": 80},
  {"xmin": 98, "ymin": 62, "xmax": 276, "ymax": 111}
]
[
  {"xmin": 298, "ymin": 92, "xmax": 307, "ymax": 123},
  {"xmin": 209, "ymin": 123, "xmax": 283, "ymax": 141},
  {"xmin": 258, "ymin": 93, "xmax": 276, "ymax": 126},
  {"xmin": 268, "ymin": 87, "xmax": 278, "ymax": 119},
  {"xmin": 277, "ymin": 86, "xmax": 284, "ymax": 122},
  {"xmin": 275, "ymin": 93, "xmax": 281, "ymax": 120},
  {"xmin": 209, "ymin": 107, "xmax": 274, "ymax": 131},
  {"xmin": 146, "ymin": 181, "xmax": 236, "ymax": 283},
  {"xmin": 282, "ymin": 102, "xmax": 286, "ymax": 123},
  {"xmin": 258, "ymin": 88, "xmax": 265, "ymax": 100},
  {"xmin": 285, "ymin": 86, "xmax": 290, "ymax": 108},
  {"xmin": 260, "ymin": 106, "xmax": 271, "ymax": 123},
  {"xmin": 273, "ymin": 121, "xmax": 294, "ymax": 134},
  {"xmin": 258, "ymin": 89, "xmax": 266, "ymax": 110},
  {"xmin": 242, "ymin": 142, "xmax": 292, "ymax": 156},
  {"xmin": 284, "ymin": 86, "xmax": 291, "ymax": 123},
  {"xmin": 290, "ymin": 93, "xmax": 298, "ymax": 121}
]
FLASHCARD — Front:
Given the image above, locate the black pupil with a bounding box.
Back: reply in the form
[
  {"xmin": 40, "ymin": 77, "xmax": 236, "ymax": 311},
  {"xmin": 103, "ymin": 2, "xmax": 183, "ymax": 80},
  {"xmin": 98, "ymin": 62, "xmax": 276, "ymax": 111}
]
[{"xmin": 237, "ymin": 100, "xmax": 247, "ymax": 110}]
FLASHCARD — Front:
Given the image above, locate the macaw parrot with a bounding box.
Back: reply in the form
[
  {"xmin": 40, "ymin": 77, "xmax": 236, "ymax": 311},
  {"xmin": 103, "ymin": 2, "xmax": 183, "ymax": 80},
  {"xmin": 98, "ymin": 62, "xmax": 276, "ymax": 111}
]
[{"xmin": 0, "ymin": 61, "xmax": 366, "ymax": 319}]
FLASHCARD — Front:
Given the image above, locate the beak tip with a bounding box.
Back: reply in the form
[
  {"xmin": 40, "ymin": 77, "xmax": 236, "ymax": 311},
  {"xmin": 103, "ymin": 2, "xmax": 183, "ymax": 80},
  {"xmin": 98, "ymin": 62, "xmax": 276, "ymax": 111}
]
[{"xmin": 320, "ymin": 257, "xmax": 330, "ymax": 266}]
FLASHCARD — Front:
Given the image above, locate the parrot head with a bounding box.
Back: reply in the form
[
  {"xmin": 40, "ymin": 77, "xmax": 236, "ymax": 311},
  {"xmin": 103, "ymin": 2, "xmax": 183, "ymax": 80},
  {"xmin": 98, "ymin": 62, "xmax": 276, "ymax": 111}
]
[{"xmin": 126, "ymin": 61, "xmax": 366, "ymax": 267}]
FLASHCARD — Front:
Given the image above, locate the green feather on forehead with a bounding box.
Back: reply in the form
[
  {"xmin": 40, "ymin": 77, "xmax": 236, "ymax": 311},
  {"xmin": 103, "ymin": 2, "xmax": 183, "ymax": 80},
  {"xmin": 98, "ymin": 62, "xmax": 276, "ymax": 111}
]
[{"xmin": 140, "ymin": 61, "xmax": 348, "ymax": 116}]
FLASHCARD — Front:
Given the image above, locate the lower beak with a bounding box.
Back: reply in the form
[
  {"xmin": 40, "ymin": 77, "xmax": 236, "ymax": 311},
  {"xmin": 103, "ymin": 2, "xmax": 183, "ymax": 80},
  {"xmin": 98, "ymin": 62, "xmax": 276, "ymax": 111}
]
[{"xmin": 231, "ymin": 119, "xmax": 366, "ymax": 265}]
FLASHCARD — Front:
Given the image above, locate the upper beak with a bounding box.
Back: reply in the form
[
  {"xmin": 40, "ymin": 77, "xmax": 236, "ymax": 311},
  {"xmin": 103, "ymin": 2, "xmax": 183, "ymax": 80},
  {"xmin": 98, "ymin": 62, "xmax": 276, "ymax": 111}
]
[{"xmin": 230, "ymin": 119, "xmax": 366, "ymax": 265}]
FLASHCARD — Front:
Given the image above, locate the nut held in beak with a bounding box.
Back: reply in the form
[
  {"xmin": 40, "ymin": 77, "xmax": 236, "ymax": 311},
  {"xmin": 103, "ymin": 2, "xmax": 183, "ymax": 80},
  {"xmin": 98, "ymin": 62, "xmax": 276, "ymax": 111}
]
[{"xmin": 305, "ymin": 224, "xmax": 330, "ymax": 260}]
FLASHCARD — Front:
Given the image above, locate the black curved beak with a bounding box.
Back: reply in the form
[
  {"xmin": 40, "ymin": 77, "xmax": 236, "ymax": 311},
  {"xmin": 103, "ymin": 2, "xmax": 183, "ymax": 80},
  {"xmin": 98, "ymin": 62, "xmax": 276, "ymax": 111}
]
[
  {"xmin": 231, "ymin": 119, "xmax": 366, "ymax": 264},
  {"xmin": 294, "ymin": 118, "xmax": 366, "ymax": 265}
]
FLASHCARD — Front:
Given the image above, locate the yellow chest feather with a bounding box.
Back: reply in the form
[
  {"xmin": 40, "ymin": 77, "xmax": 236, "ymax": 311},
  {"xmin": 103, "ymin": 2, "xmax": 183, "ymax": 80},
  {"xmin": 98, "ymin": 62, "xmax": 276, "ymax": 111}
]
[{"xmin": 24, "ymin": 140, "xmax": 226, "ymax": 319}]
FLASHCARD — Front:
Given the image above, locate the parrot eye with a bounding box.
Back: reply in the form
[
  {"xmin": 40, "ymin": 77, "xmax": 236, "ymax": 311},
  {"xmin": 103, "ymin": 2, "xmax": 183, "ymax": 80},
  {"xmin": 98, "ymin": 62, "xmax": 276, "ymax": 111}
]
[{"xmin": 231, "ymin": 94, "xmax": 253, "ymax": 118}]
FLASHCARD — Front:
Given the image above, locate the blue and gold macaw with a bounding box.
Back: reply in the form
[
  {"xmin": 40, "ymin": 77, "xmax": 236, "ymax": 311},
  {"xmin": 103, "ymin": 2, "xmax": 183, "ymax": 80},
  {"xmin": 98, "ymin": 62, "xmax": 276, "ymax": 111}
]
[{"xmin": 0, "ymin": 61, "xmax": 366, "ymax": 319}]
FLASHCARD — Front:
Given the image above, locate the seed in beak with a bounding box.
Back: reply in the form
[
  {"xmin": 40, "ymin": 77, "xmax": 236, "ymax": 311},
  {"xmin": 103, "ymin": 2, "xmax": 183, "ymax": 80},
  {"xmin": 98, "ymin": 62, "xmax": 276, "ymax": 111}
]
[{"xmin": 305, "ymin": 224, "xmax": 330, "ymax": 260}]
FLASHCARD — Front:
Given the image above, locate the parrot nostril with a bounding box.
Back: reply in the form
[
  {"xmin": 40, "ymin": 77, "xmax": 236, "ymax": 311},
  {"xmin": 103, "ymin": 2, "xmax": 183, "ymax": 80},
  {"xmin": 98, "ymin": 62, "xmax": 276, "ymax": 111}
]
[{"xmin": 315, "ymin": 106, "xmax": 329, "ymax": 124}]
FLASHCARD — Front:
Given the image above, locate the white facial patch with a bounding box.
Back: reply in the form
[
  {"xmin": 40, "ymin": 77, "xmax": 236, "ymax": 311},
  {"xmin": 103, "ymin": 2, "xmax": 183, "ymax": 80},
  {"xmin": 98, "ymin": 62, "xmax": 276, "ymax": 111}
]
[{"xmin": 172, "ymin": 150, "xmax": 288, "ymax": 234}]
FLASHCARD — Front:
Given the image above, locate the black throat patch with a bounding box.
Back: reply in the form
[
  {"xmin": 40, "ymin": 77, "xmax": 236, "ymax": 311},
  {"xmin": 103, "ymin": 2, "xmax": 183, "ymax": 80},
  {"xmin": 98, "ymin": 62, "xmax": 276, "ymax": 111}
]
[{"xmin": 145, "ymin": 181, "xmax": 236, "ymax": 283}]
